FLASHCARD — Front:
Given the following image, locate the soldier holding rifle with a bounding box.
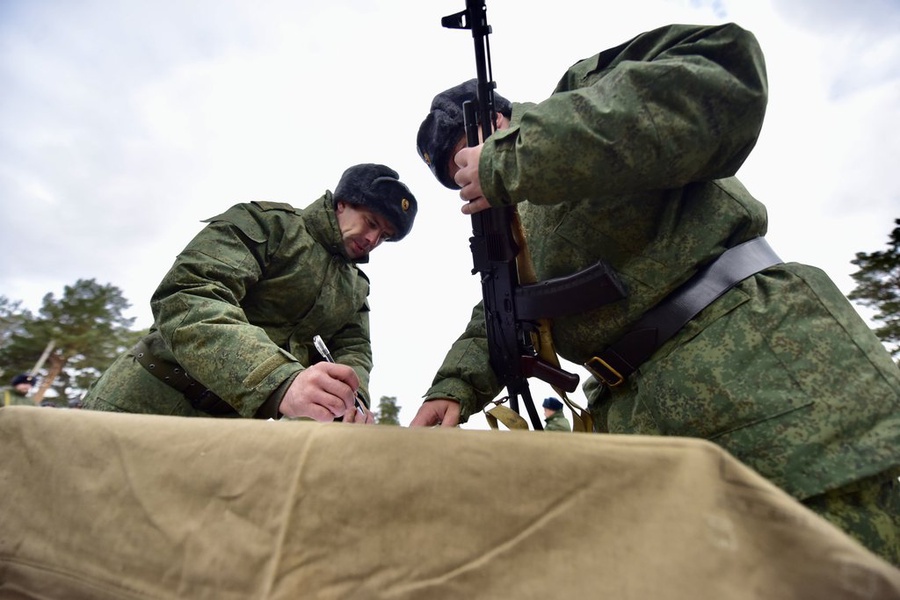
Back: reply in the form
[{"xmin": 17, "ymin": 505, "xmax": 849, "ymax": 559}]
[{"xmin": 411, "ymin": 2, "xmax": 899, "ymax": 564}]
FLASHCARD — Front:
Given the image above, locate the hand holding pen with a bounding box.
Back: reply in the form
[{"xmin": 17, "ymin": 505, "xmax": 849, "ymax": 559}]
[
  {"xmin": 276, "ymin": 337, "xmax": 370, "ymax": 423},
  {"xmin": 313, "ymin": 335, "xmax": 367, "ymax": 419}
]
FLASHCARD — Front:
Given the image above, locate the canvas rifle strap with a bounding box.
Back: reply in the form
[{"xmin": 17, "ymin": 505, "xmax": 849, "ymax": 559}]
[
  {"xmin": 511, "ymin": 211, "xmax": 593, "ymax": 433},
  {"xmin": 484, "ymin": 400, "xmax": 529, "ymax": 430}
]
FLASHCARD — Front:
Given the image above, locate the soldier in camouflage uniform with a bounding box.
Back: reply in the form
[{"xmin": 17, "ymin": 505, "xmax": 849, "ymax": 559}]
[
  {"xmin": 83, "ymin": 163, "xmax": 417, "ymax": 424},
  {"xmin": 2, "ymin": 374, "xmax": 36, "ymax": 407},
  {"xmin": 411, "ymin": 23, "xmax": 900, "ymax": 563},
  {"xmin": 542, "ymin": 397, "xmax": 570, "ymax": 432}
]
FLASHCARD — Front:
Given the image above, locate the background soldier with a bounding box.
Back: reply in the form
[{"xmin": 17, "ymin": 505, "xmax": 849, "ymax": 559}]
[
  {"xmin": 2, "ymin": 373, "xmax": 36, "ymax": 407},
  {"xmin": 542, "ymin": 397, "xmax": 570, "ymax": 432}
]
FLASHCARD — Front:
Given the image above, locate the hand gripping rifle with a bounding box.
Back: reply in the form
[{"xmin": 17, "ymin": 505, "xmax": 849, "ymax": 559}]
[{"xmin": 442, "ymin": 1, "xmax": 626, "ymax": 430}]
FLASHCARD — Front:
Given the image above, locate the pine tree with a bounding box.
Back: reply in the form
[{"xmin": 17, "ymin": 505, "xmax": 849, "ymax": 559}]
[
  {"xmin": 0, "ymin": 297, "xmax": 33, "ymax": 363},
  {"xmin": 0, "ymin": 279, "xmax": 146, "ymax": 404},
  {"xmin": 375, "ymin": 395, "xmax": 401, "ymax": 425},
  {"xmin": 848, "ymin": 218, "xmax": 900, "ymax": 359}
]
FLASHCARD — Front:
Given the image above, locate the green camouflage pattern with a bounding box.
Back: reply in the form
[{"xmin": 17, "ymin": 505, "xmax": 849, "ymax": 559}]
[
  {"xmin": 423, "ymin": 22, "xmax": 900, "ymax": 537},
  {"xmin": 544, "ymin": 410, "xmax": 571, "ymax": 432},
  {"xmin": 804, "ymin": 467, "xmax": 900, "ymax": 566},
  {"xmin": 83, "ymin": 194, "xmax": 373, "ymax": 418},
  {"xmin": 2, "ymin": 388, "xmax": 33, "ymax": 407}
]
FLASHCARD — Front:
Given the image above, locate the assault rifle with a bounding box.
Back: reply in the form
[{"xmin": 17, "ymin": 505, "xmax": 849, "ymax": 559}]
[{"xmin": 441, "ymin": 0, "xmax": 625, "ymax": 430}]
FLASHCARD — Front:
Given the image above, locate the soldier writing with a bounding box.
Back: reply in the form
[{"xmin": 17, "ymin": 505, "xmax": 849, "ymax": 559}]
[{"xmin": 83, "ymin": 163, "xmax": 417, "ymax": 424}]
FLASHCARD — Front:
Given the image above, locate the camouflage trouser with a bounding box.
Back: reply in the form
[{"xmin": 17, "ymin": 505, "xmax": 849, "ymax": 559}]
[{"xmin": 803, "ymin": 468, "xmax": 900, "ymax": 567}]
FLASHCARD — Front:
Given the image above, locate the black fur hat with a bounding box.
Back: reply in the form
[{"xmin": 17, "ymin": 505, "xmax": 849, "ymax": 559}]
[
  {"xmin": 11, "ymin": 373, "xmax": 35, "ymax": 386},
  {"xmin": 416, "ymin": 78, "xmax": 513, "ymax": 190},
  {"xmin": 542, "ymin": 397, "xmax": 563, "ymax": 411},
  {"xmin": 333, "ymin": 163, "xmax": 418, "ymax": 241}
]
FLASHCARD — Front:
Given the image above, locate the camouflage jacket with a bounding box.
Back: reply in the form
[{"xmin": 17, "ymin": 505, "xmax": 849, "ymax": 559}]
[
  {"xmin": 2, "ymin": 387, "xmax": 33, "ymax": 407},
  {"xmin": 424, "ymin": 23, "xmax": 899, "ymax": 499},
  {"xmin": 543, "ymin": 411, "xmax": 571, "ymax": 432},
  {"xmin": 84, "ymin": 194, "xmax": 372, "ymax": 418}
]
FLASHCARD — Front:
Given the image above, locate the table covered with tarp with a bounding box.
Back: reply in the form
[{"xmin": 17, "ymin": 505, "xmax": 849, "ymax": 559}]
[{"xmin": 0, "ymin": 405, "xmax": 898, "ymax": 599}]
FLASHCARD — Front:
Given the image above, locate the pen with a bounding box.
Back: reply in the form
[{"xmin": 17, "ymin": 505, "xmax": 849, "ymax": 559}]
[{"xmin": 313, "ymin": 335, "xmax": 366, "ymax": 417}]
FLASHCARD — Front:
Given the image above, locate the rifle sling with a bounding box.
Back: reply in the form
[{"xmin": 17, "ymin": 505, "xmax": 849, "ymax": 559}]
[
  {"xmin": 484, "ymin": 402, "xmax": 529, "ymax": 431},
  {"xmin": 511, "ymin": 211, "xmax": 594, "ymax": 432},
  {"xmin": 585, "ymin": 237, "xmax": 782, "ymax": 387},
  {"xmin": 133, "ymin": 339, "xmax": 236, "ymax": 415}
]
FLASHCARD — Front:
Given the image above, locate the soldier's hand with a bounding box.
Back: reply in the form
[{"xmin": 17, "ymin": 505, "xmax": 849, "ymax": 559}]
[
  {"xmin": 341, "ymin": 402, "xmax": 375, "ymax": 425},
  {"xmin": 409, "ymin": 399, "xmax": 461, "ymax": 428},
  {"xmin": 454, "ymin": 145, "xmax": 489, "ymax": 214},
  {"xmin": 279, "ymin": 363, "xmax": 360, "ymax": 421}
]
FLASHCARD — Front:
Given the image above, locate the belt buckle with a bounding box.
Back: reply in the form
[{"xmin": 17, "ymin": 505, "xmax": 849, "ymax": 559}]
[{"xmin": 584, "ymin": 356, "xmax": 625, "ymax": 387}]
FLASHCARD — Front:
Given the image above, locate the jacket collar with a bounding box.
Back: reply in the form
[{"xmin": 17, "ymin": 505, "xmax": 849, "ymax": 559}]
[{"xmin": 304, "ymin": 191, "xmax": 369, "ymax": 265}]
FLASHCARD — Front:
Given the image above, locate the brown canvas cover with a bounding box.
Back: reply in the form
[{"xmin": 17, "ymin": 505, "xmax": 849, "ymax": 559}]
[{"xmin": 0, "ymin": 405, "xmax": 897, "ymax": 599}]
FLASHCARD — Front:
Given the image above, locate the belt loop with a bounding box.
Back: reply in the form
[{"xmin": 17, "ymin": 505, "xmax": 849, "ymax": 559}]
[{"xmin": 584, "ymin": 356, "xmax": 625, "ymax": 387}]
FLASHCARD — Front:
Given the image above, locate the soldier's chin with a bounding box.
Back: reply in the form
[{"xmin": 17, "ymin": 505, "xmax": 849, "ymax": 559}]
[{"xmin": 347, "ymin": 241, "xmax": 368, "ymax": 259}]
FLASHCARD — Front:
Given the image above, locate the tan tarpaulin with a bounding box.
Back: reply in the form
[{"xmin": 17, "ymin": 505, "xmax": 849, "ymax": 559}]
[{"xmin": 0, "ymin": 406, "xmax": 897, "ymax": 599}]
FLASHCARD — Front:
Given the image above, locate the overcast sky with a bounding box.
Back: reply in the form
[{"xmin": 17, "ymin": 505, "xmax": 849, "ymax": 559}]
[{"xmin": 1, "ymin": 0, "xmax": 898, "ymax": 427}]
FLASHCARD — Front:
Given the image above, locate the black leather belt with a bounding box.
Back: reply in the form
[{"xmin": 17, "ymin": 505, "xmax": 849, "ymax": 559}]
[
  {"xmin": 585, "ymin": 237, "xmax": 782, "ymax": 387},
  {"xmin": 133, "ymin": 339, "xmax": 235, "ymax": 415}
]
